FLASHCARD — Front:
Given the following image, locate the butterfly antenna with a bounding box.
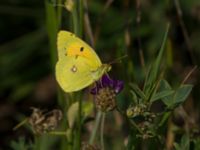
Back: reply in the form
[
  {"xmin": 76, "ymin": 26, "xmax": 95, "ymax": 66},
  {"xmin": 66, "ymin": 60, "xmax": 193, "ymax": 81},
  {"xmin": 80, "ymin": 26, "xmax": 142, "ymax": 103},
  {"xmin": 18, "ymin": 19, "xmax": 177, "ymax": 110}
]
[{"xmin": 108, "ymin": 54, "xmax": 128, "ymax": 65}]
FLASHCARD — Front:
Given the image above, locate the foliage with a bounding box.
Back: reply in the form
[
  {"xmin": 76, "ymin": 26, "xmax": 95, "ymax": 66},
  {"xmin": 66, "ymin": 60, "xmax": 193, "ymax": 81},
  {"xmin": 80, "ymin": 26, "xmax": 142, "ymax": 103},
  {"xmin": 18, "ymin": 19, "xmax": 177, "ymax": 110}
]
[{"xmin": 0, "ymin": 0, "xmax": 199, "ymax": 150}]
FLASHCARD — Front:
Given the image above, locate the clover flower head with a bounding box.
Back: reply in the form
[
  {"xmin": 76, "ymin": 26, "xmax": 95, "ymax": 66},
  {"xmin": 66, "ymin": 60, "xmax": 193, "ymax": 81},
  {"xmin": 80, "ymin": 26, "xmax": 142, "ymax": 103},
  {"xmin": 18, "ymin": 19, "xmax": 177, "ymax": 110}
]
[
  {"xmin": 91, "ymin": 75, "xmax": 124, "ymax": 95},
  {"xmin": 90, "ymin": 75, "xmax": 124, "ymax": 112}
]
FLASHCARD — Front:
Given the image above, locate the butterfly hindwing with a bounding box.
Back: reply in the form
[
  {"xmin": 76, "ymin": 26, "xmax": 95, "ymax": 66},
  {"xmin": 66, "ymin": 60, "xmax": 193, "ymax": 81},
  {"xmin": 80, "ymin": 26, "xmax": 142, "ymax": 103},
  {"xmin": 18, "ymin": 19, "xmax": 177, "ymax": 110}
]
[{"xmin": 56, "ymin": 56, "xmax": 95, "ymax": 92}]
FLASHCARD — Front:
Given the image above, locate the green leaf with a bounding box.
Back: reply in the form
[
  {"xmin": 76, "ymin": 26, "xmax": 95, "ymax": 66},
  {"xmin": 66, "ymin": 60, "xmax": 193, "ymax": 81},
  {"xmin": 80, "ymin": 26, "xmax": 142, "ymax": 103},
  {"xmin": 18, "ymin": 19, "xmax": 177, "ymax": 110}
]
[
  {"xmin": 181, "ymin": 134, "xmax": 190, "ymax": 150},
  {"xmin": 174, "ymin": 134, "xmax": 190, "ymax": 150},
  {"xmin": 143, "ymin": 24, "xmax": 170, "ymax": 96},
  {"xmin": 173, "ymin": 84, "xmax": 193, "ymax": 104},
  {"xmin": 193, "ymin": 138, "xmax": 200, "ymax": 150},
  {"xmin": 161, "ymin": 84, "xmax": 193, "ymax": 108},
  {"xmin": 160, "ymin": 79, "xmax": 172, "ymax": 90},
  {"xmin": 130, "ymin": 83, "xmax": 146, "ymax": 100},
  {"xmin": 130, "ymin": 90, "xmax": 138, "ymax": 104},
  {"xmin": 67, "ymin": 102, "xmax": 79, "ymax": 128},
  {"xmin": 158, "ymin": 112, "xmax": 171, "ymax": 127},
  {"xmin": 151, "ymin": 90, "xmax": 174, "ymax": 102},
  {"xmin": 174, "ymin": 143, "xmax": 181, "ymax": 150},
  {"xmin": 159, "ymin": 80, "xmax": 174, "ymax": 107},
  {"xmin": 126, "ymin": 132, "xmax": 136, "ymax": 150},
  {"xmin": 10, "ymin": 137, "xmax": 31, "ymax": 150}
]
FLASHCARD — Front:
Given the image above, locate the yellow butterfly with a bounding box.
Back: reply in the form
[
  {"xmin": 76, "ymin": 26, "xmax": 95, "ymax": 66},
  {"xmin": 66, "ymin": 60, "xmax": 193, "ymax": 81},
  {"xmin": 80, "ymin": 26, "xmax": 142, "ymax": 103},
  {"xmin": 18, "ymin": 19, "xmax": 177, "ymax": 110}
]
[{"xmin": 55, "ymin": 30, "xmax": 111, "ymax": 92}]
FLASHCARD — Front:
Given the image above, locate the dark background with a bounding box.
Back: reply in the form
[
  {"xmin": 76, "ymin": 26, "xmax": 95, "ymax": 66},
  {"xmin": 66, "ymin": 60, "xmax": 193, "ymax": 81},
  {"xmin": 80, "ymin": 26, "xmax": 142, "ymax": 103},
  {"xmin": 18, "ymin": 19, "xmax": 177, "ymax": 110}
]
[{"xmin": 0, "ymin": 0, "xmax": 200, "ymax": 149}]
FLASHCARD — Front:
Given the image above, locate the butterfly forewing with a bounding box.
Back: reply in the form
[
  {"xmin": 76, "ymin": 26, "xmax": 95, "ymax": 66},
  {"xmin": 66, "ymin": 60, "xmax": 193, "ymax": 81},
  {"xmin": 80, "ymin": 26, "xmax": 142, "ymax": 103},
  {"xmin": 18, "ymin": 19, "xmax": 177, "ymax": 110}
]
[{"xmin": 57, "ymin": 31, "xmax": 101, "ymax": 67}]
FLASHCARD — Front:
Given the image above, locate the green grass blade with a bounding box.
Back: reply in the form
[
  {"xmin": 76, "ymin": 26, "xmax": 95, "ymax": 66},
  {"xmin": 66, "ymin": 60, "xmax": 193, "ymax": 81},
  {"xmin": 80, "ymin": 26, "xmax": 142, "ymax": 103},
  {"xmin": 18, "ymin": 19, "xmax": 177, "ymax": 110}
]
[
  {"xmin": 45, "ymin": 0, "xmax": 59, "ymax": 69},
  {"xmin": 143, "ymin": 24, "xmax": 170, "ymax": 96},
  {"xmin": 130, "ymin": 83, "xmax": 146, "ymax": 100}
]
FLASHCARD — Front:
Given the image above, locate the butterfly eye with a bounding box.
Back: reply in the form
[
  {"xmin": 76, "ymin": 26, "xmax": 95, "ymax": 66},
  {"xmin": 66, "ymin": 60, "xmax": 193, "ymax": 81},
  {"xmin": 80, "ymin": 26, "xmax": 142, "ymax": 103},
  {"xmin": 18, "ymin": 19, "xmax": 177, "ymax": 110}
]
[{"xmin": 80, "ymin": 47, "xmax": 84, "ymax": 52}]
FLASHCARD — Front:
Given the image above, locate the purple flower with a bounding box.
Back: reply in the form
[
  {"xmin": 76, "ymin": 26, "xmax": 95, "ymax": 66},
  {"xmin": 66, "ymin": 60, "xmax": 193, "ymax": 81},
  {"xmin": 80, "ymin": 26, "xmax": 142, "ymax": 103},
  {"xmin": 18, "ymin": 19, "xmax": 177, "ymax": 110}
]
[
  {"xmin": 90, "ymin": 75, "xmax": 124, "ymax": 95},
  {"xmin": 90, "ymin": 75, "xmax": 124, "ymax": 112}
]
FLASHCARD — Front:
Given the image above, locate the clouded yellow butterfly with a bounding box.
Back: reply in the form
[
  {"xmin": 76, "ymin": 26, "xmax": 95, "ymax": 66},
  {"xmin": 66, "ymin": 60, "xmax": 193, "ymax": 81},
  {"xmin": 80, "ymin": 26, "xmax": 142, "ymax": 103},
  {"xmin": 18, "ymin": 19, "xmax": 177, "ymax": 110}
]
[{"xmin": 55, "ymin": 30, "xmax": 111, "ymax": 92}]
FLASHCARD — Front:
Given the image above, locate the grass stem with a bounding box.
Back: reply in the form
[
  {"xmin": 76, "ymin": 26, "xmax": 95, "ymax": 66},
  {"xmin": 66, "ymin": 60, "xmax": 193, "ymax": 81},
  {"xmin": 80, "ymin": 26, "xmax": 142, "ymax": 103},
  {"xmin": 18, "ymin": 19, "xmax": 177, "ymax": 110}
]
[
  {"xmin": 89, "ymin": 111, "xmax": 102, "ymax": 144},
  {"xmin": 100, "ymin": 113, "xmax": 105, "ymax": 150}
]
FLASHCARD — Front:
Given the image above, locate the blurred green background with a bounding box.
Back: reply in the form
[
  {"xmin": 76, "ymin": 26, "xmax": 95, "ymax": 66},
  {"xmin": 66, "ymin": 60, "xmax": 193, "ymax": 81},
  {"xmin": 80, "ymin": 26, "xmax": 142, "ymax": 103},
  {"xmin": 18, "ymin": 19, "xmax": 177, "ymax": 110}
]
[{"xmin": 0, "ymin": 0, "xmax": 200, "ymax": 149}]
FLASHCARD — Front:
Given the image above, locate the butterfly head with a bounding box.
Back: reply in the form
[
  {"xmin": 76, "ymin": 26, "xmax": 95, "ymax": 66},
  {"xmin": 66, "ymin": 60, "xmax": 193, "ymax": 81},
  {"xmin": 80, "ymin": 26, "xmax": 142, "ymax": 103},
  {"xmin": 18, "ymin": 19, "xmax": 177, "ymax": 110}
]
[{"xmin": 102, "ymin": 64, "xmax": 112, "ymax": 73}]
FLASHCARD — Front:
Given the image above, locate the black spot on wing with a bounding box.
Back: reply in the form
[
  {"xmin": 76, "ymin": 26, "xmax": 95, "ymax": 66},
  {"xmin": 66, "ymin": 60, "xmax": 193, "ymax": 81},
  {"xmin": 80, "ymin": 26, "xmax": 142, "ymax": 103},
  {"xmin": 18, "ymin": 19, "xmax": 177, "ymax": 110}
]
[
  {"xmin": 80, "ymin": 47, "xmax": 84, "ymax": 52},
  {"xmin": 64, "ymin": 47, "xmax": 67, "ymax": 56}
]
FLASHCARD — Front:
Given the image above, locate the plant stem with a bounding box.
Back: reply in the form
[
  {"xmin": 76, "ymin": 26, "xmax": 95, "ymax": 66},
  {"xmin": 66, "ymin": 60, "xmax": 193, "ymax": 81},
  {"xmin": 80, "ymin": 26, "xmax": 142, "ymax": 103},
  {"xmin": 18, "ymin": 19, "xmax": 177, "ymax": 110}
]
[
  {"xmin": 77, "ymin": 97, "xmax": 82, "ymax": 149},
  {"xmin": 72, "ymin": 2, "xmax": 79, "ymax": 35},
  {"xmin": 71, "ymin": 1, "xmax": 83, "ymax": 149},
  {"xmin": 48, "ymin": 131, "xmax": 67, "ymax": 136},
  {"xmin": 129, "ymin": 120, "xmax": 143, "ymax": 134},
  {"xmin": 100, "ymin": 113, "xmax": 105, "ymax": 150},
  {"xmin": 13, "ymin": 118, "xmax": 28, "ymax": 131},
  {"xmin": 57, "ymin": 0, "xmax": 62, "ymax": 28},
  {"xmin": 79, "ymin": 0, "xmax": 83, "ymax": 37},
  {"xmin": 89, "ymin": 111, "xmax": 102, "ymax": 144}
]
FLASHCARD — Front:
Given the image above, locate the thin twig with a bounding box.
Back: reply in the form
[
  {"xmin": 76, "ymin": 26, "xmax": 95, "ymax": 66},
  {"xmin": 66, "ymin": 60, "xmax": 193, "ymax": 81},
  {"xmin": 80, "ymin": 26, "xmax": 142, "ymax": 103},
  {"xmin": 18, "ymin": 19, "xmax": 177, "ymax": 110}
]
[
  {"xmin": 174, "ymin": 0, "xmax": 196, "ymax": 64},
  {"xmin": 166, "ymin": 117, "xmax": 174, "ymax": 150},
  {"xmin": 181, "ymin": 65, "xmax": 197, "ymax": 84},
  {"xmin": 83, "ymin": 0, "xmax": 95, "ymax": 47},
  {"xmin": 77, "ymin": 95, "xmax": 82, "ymax": 149},
  {"xmin": 13, "ymin": 118, "xmax": 28, "ymax": 131},
  {"xmin": 136, "ymin": 0, "xmax": 146, "ymax": 74},
  {"xmin": 94, "ymin": 0, "xmax": 114, "ymax": 44}
]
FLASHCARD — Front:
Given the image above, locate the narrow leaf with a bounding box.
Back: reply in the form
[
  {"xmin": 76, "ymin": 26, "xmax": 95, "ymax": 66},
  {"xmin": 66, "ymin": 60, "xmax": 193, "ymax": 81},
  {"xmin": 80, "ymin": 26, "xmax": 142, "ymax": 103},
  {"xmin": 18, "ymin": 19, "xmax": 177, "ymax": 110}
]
[
  {"xmin": 130, "ymin": 90, "xmax": 138, "ymax": 104},
  {"xmin": 144, "ymin": 24, "xmax": 170, "ymax": 95},
  {"xmin": 130, "ymin": 83, "xmax": 146, "ymax": 100},
  {"xmin": 45, "ymin": 0, "xmax": 59, "ymax": 68},
  {"xmin": 151, "ymin": 90, "xmax": 174, "ymax": 102}
]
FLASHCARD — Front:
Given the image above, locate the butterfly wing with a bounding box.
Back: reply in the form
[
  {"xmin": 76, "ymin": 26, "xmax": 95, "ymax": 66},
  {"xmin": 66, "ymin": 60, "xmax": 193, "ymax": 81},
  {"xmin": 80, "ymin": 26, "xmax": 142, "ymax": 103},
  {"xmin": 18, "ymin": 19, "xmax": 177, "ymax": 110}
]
[
  {"xmin": 56, "ymin": 56, "xmax": 103, "ymax": 92},
  {"xmin": 56, "ymin": 30, "xmax": 110, "ymax": 92},
  {"xmin": 57, "ymin": 30, "xmax": 101, "ymax": 68}
]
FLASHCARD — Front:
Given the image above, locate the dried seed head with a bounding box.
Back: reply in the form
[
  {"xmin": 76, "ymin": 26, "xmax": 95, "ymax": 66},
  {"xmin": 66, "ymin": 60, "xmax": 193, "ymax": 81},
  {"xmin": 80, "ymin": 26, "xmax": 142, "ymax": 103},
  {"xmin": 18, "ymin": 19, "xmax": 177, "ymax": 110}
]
[
  {"xmin": 28, "ymin": 108, "xmax": 63, "ymax": 135},
  {"xmin": 95, "ymin": 87, "xmax": 116, "ymax": 112},
  {"xmin": 42, "ymin": 109, "xmax": 63, "ymax": 131}
]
